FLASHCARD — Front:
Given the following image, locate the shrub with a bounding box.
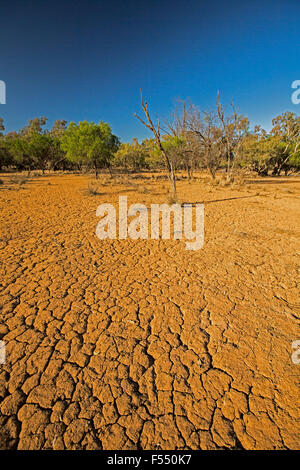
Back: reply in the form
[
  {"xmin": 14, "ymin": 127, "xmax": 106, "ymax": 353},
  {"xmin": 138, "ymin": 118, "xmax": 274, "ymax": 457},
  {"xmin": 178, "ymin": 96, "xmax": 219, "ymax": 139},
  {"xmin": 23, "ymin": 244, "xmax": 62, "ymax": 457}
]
[
  {"xmin": 138, "ymin": 185, "xmax": 150, "ymax": 194},
  {"xmin": 9, "ymin": 176, "xmax": 28, "ymax": 186},
  {"xmin": 166, "ymin": 193, "xmax": 178, "ymax": 204},
  {"xmin": 87, "ymin": 181, "xmax": 101, "ymax": 195}
]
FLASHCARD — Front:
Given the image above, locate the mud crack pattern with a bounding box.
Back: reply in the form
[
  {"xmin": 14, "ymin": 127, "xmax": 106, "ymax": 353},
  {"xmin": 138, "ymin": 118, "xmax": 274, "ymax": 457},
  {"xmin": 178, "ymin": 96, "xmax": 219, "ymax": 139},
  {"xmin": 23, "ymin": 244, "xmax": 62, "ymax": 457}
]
[{"xmin": 0, "ymin": 175, "xmax": 299, "ymax": 449}]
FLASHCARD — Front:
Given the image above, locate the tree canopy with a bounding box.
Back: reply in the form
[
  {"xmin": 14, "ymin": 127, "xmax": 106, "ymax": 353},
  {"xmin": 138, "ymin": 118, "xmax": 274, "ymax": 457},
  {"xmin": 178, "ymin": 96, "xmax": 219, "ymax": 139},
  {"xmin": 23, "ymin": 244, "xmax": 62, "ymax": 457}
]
[{"xmin": 61, "ymin": 120, "xmax": 120, "ymax": 177}]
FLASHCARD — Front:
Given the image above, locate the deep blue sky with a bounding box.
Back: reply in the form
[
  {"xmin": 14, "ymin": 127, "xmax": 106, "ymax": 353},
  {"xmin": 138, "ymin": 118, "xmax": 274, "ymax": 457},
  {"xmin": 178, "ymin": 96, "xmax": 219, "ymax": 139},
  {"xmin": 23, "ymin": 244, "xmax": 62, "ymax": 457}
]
[{"xmin": 0, "ymin": 0, "xmax": 299, "ymax": 141}]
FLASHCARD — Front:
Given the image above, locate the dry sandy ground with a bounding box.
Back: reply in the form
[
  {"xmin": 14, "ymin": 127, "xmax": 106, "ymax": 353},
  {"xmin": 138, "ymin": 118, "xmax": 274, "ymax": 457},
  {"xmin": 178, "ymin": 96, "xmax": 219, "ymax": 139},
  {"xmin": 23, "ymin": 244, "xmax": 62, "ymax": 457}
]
[{"xmin": 0, "ymin": 172, "xmax": 299, "ymax": 450}]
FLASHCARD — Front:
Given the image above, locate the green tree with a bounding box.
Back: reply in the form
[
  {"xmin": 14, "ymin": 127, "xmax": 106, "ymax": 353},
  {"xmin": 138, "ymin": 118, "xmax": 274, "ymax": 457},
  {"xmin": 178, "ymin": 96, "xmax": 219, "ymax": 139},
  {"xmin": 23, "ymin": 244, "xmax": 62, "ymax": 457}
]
[
  {"xmin": 50, "ymin": 120, "xmax": 67, "ymax": 138},
  {"xmin": 61, "ymin": 121, "xmax": 120, "ymax": 178},
  {"xmin": 0, "ymin": 118, "xmax": 4, "ymax": 136},
  {"xmin": 160, "ymin": 134, "xmax": 187, "ymax": 174},
  {"xmin": 142, "ymin": 138, "xmax": 161, "ymax": 169},
  {"xmin": 21, "ymin": 117, "xmax": 48, "ymax": 137},
  {"xmin": 7, "ymin": 117, "xmax": 50, "ymax": 174},
  {"xmin": 49, "ymin": 120, "xmax": 68, "ymax": 170},
  {"xmin": 28, "ymin": 132, "xmax": 53, "ymax": 173},
  {"xmin": 113, "ymin": 138, "xmax": 147, "ymax": 171},
  {"xmin": 287, "ymin": 149, "xmax": 300, "ymax": 174},
  {"xmin": 240, "ymin": 117, "xmax": 300, "ymax": 176},
  {"xmin": 6, "ymin": 133, "xmax": 33, "ymax": 174},
  {"xmin": 270, "ymin": 112, "xmax": 300, "ymax": 174},
  {"xmin": 0, "ymin": 118, "xmax": 10, "ymax": 170}
]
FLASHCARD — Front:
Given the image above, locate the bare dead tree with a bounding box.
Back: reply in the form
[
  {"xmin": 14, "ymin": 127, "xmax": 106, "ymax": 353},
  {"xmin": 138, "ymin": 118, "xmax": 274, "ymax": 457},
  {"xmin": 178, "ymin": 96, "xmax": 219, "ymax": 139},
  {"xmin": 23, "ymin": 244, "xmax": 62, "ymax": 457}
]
[
  {"xmin": 217, "ymin": 92, "xmax": 249, "ymax": 180},
  {"xmin": 134, "ymin": 90, "xmax": 177, "ymax": 199},
  {"xmin": 163, "ymin": 101, "xmax": 194, "ymax": 180},
  {"xmin": 217, "ymin": 92, "xmax": 233, "ymax": 178},
  {"xmin": 164, "ymin": 99, "xmax": 188, "ymax": 137},
  {"xmin": 184, "ymin": 103, "xmax": 223, "ymax": 179}
]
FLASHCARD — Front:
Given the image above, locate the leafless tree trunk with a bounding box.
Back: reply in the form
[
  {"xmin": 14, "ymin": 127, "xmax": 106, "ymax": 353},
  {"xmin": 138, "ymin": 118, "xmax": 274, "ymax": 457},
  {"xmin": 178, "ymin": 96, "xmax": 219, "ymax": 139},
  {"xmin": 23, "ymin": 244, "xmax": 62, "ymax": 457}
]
[
  {"xmin": 94, "ymin": 161, "xmax": 99, "ymax": 179},
  {"xmin": 217, "ymin": 92, "xmax": 233, "ymax": 180},
  {"xmin": 182, "ymin": 103, "xmax": 222, "ymax": 180},
  {"xmin": 217, "ymin": 92, "xmax": 248, "ymax": 181},
  {"xmin": 134, "ymin": 91, "xmax": 177, "ymax": 199}
]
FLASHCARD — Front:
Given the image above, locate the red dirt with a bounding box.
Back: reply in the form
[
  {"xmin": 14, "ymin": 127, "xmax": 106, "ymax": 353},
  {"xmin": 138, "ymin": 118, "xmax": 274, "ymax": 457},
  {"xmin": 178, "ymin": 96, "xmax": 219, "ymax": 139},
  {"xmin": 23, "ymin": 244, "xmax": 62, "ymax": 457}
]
[{"xmin": 0, "ymin": 173, "xmax": 299, "ymax": 449}]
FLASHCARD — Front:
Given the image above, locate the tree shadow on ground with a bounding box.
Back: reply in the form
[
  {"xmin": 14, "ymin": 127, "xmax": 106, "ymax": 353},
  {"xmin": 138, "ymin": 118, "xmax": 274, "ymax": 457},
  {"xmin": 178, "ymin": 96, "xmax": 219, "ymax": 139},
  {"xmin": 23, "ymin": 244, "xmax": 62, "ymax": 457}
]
[
  {"xmin": 181, "ymin": 195, "xmax": 257, "ymax": 206},
  {"xmin": 245, "ymin": 178, "xmax": 300, "ymax": 185}
]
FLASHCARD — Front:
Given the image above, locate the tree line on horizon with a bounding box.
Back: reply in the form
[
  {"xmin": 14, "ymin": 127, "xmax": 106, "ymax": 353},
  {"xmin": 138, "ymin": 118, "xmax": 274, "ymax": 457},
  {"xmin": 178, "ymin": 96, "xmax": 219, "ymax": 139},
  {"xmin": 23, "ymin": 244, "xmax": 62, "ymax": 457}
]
[{"xmin": 0, "ymin": 93, "xmax": 299, "ymax": 197}]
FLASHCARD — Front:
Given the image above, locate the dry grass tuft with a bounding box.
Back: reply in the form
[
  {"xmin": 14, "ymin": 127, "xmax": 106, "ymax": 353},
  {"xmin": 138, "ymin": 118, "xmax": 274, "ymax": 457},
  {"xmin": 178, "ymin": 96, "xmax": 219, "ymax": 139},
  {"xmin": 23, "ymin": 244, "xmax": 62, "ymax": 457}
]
[
  {"xmin": 138, "ymin": 186, "xmax": 151, "ymax": 194},
  {"xmin": 9, "ymin": 175, "xmax": 28, "ymax": 187},
  {"xmin": 87, "ymin": 181, "xmax": 101, "ymax": 196},
  {"xmin": 166, "ymin": 193, "xmax": 178, "ymax": 204}
]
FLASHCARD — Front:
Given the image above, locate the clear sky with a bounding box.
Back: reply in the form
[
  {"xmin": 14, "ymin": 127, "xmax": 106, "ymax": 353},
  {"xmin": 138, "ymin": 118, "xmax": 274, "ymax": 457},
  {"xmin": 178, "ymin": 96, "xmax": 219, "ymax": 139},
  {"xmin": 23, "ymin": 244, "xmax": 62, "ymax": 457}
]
[{"xmin": 0, "ymin": 0, "xmax": 299, "ymax": 141}]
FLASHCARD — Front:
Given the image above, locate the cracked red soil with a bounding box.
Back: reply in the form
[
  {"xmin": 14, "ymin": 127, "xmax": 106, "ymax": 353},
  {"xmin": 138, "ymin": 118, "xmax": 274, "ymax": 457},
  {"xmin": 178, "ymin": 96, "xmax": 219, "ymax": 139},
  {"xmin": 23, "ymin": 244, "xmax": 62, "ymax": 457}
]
[{"xmin": 0, "ymin": 173, "xmax": 299, "ymax": 450}]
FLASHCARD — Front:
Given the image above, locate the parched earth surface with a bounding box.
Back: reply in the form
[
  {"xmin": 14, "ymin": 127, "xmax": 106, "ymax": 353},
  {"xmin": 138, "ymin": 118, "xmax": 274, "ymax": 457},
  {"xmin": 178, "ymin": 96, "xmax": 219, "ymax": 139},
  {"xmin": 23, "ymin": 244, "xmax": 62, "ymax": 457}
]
[{"xmin": 0, "ymin": 173, "xmax": 299, "ymax": 450}]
